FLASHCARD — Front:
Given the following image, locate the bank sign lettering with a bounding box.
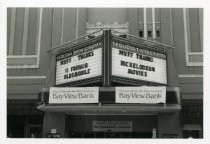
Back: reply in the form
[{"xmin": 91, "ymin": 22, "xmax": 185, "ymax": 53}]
[
  {"xmin": 112, "ymin": 41, "xmax": 167, "ymax": 85},
  {"xmin": 56, "ymin": 42, "xmax": 102, "ymax": 85},
  {"xmin": 116, "ymin": 86, "xmax": 166, "ymax": 104},
  {"xmin": 49, "ymin": 87, "xmax": 99, "ymax": 104}
]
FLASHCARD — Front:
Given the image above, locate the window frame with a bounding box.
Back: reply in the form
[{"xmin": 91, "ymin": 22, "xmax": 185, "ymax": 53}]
[
  {"xmin": 7, "ymin": 8, "xmax": 43, "ymax": 69},
  {"xmin": 183, "ymin": 8, "xmax": 203, "ymax": 67}
]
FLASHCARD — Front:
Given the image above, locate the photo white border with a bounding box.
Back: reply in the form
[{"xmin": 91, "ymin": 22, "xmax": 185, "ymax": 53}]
[{"xmin": 1, "ymin": 0, "xmax": 209, "ymax": 144}]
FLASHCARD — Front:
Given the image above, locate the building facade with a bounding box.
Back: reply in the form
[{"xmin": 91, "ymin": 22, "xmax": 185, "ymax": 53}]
[{"xmin": 7, "ymin": 8, "xmax": 203, "ymax": 138}]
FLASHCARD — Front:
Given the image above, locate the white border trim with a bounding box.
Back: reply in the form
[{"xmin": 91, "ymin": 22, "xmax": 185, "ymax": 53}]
[
  {"xmin": 178, "ymin": 74, "xmax": 203, "ymax": 78},
  {"xmin": 183, "ymin": 8, "xmax": 189, "ymax": 66},
  {"xmin": 187, "ymin": 62, "xmax": 203, "ymax": 66},
  {"xmin": 36, "ymin": 8, "xmax": 43, "ymax": 68},
  {"xmin": 7, "ymin": 55, "xmax": 37, "ymax": 58},
  {"xmin": 7, "ymin": 76, "xmax": 47, "ymax": 79},
  {"xmin": 7, "ymin": 65, "xmax": 39, "ymax": 69},
  {"xmin": 188, "ymin": 52, "xmax": 203, "ymax": 55}
]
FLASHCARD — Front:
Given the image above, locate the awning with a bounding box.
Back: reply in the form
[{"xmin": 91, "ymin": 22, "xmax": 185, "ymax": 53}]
[{"xmin": 37, "ymin": 103, "xmax": 181, "ymax": 115}]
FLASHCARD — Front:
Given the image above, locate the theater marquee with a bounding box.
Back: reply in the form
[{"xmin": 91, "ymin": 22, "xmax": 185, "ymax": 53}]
[
  {"xmin": 56, "ymin": 42, "xmax": 102, "ymax": 85},
  {"xmin": 112, "ymin": 41, "xmax": 167, "ymax": 85}
]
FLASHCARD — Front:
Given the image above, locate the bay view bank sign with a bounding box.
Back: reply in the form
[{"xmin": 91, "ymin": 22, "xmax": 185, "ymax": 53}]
[
  {"xmin": 112, "ymin": 41, "xmax": 167, "ymax": 85},
  {"xmin": 55, "ymin": 42, "xmax": 102, "ymax": 85},
  {"xmin": 49, "ymin": 87, "xmax": 99, "ymax": 104},
  {"xmin": 116, "ymin": 86, "xmax": 166, "ymax": 104}
]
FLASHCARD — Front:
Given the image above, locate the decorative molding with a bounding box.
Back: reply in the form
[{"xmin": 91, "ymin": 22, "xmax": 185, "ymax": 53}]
[
  {"xmin": 7, "ymin": 65, "xmax": 39, "ymax": 69},
  {"xmin": 137, "ymin": 22, "xmax": 161, "ymax": 30},
  {"xmin": 86, "ymin": 21, "xmax": 129, "ymax": 36},
  {"xmin": 188, "ymin": 52, "xmax": 203, "ymax": 55},
  {"xmin": 36, "ymin": 8, "xmax": 43, "ymax": 68},
  {"xmin": 7, "ymin": 76, "xmax": 47, "ymax": 79},
  {"xmin": 86, "ymin": 21, "xmax": 129, "ymax": 29},
  {"xmin": 7, "ymin": 55, "xmax": 37, "ymax": 58},
  {"xmin": 178, "ymin": 74, "xmax": 203, "ymax": 78}
]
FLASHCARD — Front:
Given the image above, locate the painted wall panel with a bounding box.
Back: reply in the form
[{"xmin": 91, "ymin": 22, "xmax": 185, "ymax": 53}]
[
  {"xmin": 172, "ymin": 9, "xmax": 203, "ymax": 75},
  {"xmin": 52, "ymin": 8, "xmax": 63, "ymax": 47},
  {"xmin": 160, "ymin": 8, "xmax": 172, "ymax": 45},
  {"xmin": 8, "ymin": 78, "xmax": 46, "ymax": 85},
  {"xmin": 78, "ymin": 8, "xmax": 88, "ymax": 37},
  {"xmin": 178, "ymin": 77, "xmax": 203, "ymax": 84},
  {"xmin": 26, "ymin": 8, "xmax": 38, "ymax": 55},
  {"xmin": 146, "ymin": 8, "xmax": 152, "ymax": 22},
  {"xmin": 137, "ymin": 8, "xmax": 144, "ymax": 22},
  {"xmin": 13, "ymin": 8, "xmax": 24, "ymax": 55},
  {"xmin": 7, "ymin": 84, "xmax": 45, "ymax": 95},
  {"xmin": 7, "ymin": 94, "xmax": 38, "ymax": 99},
  {"xmin": 128, "ymin": 8, "xmax": 138, "ymax": 36},
  {"xmin": 179, "ymin": 83, "xmax": 203, "ymax": 94},
  {"xmin": 189, "ymin": 9, "xmax": 201, "ymax": 52},
  {"xmin": 87, "ymin": 8, "xmax": 128, "ymax": 24},
  {"xmin": 155, "ymin": 8, "xmax": 161, "ymax": 22},
  {"xmin": 63, "ymin": 8, "xmax": 76, "ymax": 43}
]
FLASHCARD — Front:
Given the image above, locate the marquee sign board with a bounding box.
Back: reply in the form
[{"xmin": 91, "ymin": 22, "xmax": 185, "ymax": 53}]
[
  {"xmin": 49, "ymin": 87, "xmax": 99, "ymax": 104},
  {"xmin": 55, "ymin": 42, "xmax": 102, "ymax": 85},
  {"xmin": 112, "ymin": 41, "xmax": 167, "ymax": 85},
  {"xmin": 116, "ymin": 86, "xmax": 166, "ymax": 104}
]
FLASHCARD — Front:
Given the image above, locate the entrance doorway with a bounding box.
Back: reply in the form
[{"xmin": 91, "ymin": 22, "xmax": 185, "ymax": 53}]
[
  {"xmin": 67, "ymin": 132, "xmax": 152, "ymax": 138},
  {"xmin": 65, "ymin": 114, "xmax": 157, "ymax": 138}
]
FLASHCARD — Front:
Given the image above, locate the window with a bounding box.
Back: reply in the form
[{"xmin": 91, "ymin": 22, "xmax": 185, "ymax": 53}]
[
  {"xmin": 137, "ymin": 8, "xmax": 161, "ymax": 40},
  {"xmin": 183, "ymin": 8, "xmax": 203, "ymax": 66},
  {"xmin": 156, "ymin": 30, "xmax": 160, "ymax": 37},
  {"xmin": 7, "ymin": 8, "xmax": 43, "ymax": 68},
  {"xmin": 139, "ymin": 30, "xmax": 143, "ymax": 38},
  {"xmin": 148, "ymin": 30, "xmax": 152, "ymax": 37}
]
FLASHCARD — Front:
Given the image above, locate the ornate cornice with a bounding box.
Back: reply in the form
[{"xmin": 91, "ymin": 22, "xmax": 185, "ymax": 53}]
[{"xmin": 86, "ymin": 21, "xmax": 129, "ymax": 29}]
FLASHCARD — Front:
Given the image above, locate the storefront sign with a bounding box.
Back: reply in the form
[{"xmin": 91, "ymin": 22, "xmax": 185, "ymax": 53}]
[
  {"xmin": 49, "ymin": 87, "xmax": 99, "ymax": 104},
  {"xmin": 116, "ymin": 86, "xmax": 166, "ymax": 104},
  {"xmin": 112, "ymin": 41, "xmax": 167, "ymax": 85},
  {"xmin": 92, "ymin": 121, "xmax": 132, "ymax": 132},
  {"xmin": 56, "ymin": 42, "xmax": 102, "ymax": 85}
]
